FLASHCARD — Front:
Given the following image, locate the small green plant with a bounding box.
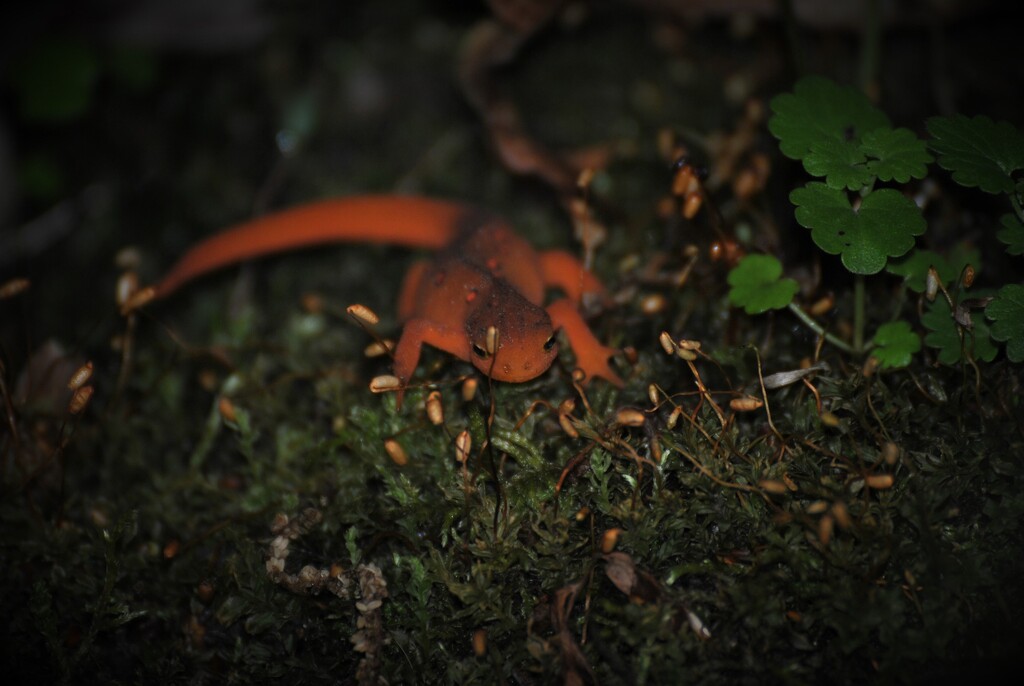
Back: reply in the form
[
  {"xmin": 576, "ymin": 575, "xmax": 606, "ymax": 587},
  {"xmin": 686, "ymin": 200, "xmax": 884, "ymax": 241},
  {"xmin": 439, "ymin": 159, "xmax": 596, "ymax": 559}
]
[{"xmin": 726, "ymin": 75, "xmax": 1024, "ymax": 367}]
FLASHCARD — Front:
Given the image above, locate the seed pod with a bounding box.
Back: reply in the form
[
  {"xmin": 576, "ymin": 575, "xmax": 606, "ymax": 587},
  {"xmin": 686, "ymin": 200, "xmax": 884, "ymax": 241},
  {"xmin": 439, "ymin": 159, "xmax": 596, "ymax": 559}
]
[
  {"xmin": 120, "ymin": 286, "xmax": 156, "ymax": 314},
  {"xmin": 730, "ymin": 396, "xmax": 763, "ymax": 411},
  {"xmin": 818, "ymin": 514, "xmax": 834, "ymax": 545},
  {"xmin": 682, "ymin": 192, "xmax": 703, "ymax": 219},
  {"xmin": 558, "ymin": 412, "xmax": 579, "ymax": 438},
  {"xmin": 115, "ymin": 272, "xmax": 139, "ymax": 307},
  {"xmin": 865, "ymin": 474, "xmax": 894, "ymax": 490},
  {"xmin": 0, "ymin": 277, "xmax": 29, "ymax": 299},
  {"xmin": 616, "ymin": 408, "xmax": 645, "ymax": 427},
  {"xmin": 67, "ymin": 361, "xmax": 94, "ymax": 390},
  {"xmin": 658, "ymin": 331, "xmax": 677, "ymax": 355},
  {"xmin": 640, "ymin": 293, "xmax": 667, "ymax": 315},
  {"xmin": 218, "ymin": 396, "xmax": 237, "ymax": 423},
  {"xmin": 472, "ymin": 628, "xmax": 487, "ymax": 657},
  {"xmin": 68, "ymin": 385, "xmax": 94, "ymax": 414},
  {"xmin": 461, "ymin": 378, "xmax": 478, "ymax": 401},
  {"xmin": 364, "ymin": 339, "xmax": 394, "ymax": 357},
  {"xmin": 346, "ymin": 303, "xmax": 379, "ymax": 326},
  {"xmin": 485, "ymin": 326, "xmax": 499, "ymax": 356},
  {"xmin": 384, "ymin": 438, "xmax": 408, "ymax": 466},
  {"xmin": 601, "ymin": 527, "xmax": 622, "ymax": 553},
  {"xmin": 758, "ymin": 480, "xmax": 787, "ymax": 495},
  {"xmin": 455, "ymin": 430, "xmax": 472, "ymax": 463},
  {"xmin": 425, "ymin": 391, "xmax": 444, "ymax": 425},
  {"xmin": 369, "ymin": 375, "xmax": 401, "ymax": 393}
]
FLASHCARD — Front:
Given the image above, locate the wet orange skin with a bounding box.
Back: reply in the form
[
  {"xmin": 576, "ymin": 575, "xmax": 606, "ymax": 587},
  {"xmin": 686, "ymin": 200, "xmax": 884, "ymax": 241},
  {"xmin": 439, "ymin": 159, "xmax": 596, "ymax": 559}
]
[{"xmin": 151, "ymin": 195, "xmax": 621, "ymax": 404}]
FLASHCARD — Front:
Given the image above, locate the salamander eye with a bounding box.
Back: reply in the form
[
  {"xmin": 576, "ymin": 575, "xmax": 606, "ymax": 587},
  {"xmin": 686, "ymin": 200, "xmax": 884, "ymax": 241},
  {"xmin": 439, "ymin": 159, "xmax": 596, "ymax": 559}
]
[
  {"xmin": 543, "ymin": 334, "xmax": 558, "ymax": 351},
  {"xmin": 471, "ymin": 343, "xmax": 489, "ymax": 358}
]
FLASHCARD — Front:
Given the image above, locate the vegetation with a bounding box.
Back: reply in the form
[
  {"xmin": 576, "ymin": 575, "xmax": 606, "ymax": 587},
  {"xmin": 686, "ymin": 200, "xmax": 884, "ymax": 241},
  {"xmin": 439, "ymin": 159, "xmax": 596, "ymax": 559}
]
[{"xmin": 1, "ymin": 2, "xmax": 1021, "ymax": 684}]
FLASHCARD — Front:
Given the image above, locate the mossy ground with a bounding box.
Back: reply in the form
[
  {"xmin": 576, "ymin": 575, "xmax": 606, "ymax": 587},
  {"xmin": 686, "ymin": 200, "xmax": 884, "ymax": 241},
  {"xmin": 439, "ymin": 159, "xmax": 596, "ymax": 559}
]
[{"xmin": 1, "ymin": 2, "xmax": 1022, "ymax": 684}]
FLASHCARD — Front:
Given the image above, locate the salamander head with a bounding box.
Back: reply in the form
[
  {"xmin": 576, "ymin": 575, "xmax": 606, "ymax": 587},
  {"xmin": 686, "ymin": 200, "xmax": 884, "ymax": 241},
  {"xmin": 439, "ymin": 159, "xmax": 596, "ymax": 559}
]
[{"xmin": 464, "ymin": 288, "xmax": 558, "ymax": 382}]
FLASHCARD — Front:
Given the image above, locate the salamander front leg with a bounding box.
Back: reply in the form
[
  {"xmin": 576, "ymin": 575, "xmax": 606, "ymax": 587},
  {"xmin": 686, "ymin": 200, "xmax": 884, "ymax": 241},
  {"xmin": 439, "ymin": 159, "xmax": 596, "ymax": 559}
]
[
  {"xmin": 545, "ymin": 299, "xmax": 622, "ymax": 387},
  {"xmin": 391, "ymin": 319, "xmax": 471, "ymax": 407}
]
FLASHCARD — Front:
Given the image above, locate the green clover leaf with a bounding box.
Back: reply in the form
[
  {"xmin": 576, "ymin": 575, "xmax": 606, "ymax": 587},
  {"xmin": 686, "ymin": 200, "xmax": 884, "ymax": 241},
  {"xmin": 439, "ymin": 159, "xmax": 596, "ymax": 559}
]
[
  {"xmin": 870, "ymin": 321, "xmax": 921, "ymax": 369},
  {"xmin": 803, "ymin": 138, "xmax": 874, "ymax": 190},
  {"xmin": 996, "ymin": 213, "xmax": 1024, "ymax": 255},
  {"xmin": 985, "ymin": 284, "xmax": 1024, "ymax": 362},
  {"xmin": 926, "ymin": 115, "xmax": 1024, "ymax": 194},
  {"xmin": 791, "ymin": 183, "xmax": 925, "ymax": 274},
  {"xmin": 862, "ymin": 127, "xmax": 933, "ymax": 183},
  {"xmin": 769, "ymin": 76, "xmax": 890, "ymax": 162},
  {"xmin": 727, "ymin": 254, "xmax": 799, "ymax": 314}
]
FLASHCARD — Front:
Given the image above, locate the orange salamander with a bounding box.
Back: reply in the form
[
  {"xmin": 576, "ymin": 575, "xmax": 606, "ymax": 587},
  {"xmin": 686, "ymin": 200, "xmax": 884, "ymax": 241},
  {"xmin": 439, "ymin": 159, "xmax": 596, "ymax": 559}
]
[{"xmin": 139, "ymin": 195, "xmax": 622, "ymax": 403}]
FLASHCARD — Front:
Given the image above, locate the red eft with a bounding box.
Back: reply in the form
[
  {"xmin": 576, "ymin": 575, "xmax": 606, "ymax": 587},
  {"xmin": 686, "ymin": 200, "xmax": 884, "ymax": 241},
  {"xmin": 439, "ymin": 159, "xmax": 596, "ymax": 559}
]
[{"xmin": 143, "ymin": 195, "xmax": 622, "ymax": 402}]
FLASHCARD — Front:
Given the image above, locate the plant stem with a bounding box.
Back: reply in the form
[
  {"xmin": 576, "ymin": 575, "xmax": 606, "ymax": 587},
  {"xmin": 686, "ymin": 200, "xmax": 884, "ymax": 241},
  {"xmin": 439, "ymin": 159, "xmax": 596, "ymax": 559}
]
[
  {"xmin": 787, "ymin": 303, "xmax": 857, "ymax": 355},
  {"xmin": 860, "ymin": 0, "xmax": 882, "ymax": 97},
  {"xmin": 853, "ymin": 274, "xmax": 865, "ymax": 352}
]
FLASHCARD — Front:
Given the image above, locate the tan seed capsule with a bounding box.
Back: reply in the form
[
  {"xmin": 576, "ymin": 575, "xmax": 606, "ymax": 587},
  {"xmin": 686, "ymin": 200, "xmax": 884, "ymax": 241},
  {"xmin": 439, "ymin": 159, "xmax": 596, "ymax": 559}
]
[
  {"xmin": 301, "ymin": 293, "xmax": 324, "ymax": 313},
  {"xmin": 559, "ymin": 412, "xmax": 579, "ymax": 438},
  {"xmin": 820, "ymin": 411, "xmax": 840, "ymax": 427},
  {"xmin": 346, "ymin": 303, "xmax": 379, "ymax": 325},
  {"xmin": 600, "ymin": 527, "xmax": 622, "ymax": 553},
  {"xmin": 461, "ymin": 378, "xmax": 478, "ymax": 401},
  {"xmin": 808, "ymin": 294, "xmax": 835, "ymax": 317},
  {"xmin": 67, "ymin": 361, "xmax": 94, "ymax": 390},
  {"xmin": 730, "ymin": 396, "xmax": 763, "ymax": 411},
  {"xmin": 485, "ymin": 326, "xmax": 499, "ymax": 355},
  {"xmin": 666, "ymin": 406, "xmax": 682, "ymax": 429},
  {"xmin": 758, "ymin": 480, "xmax": 787, "ymax": 495},
  {"xmin": 818, "ymin": 514, "xmax": 834, "ymax": 545},
  {"xmin": 616, "ymin": 408, "xmax": 646, "ymax": 427},
  {"xmin": 678, "ymin": 339, "xmax": 701, "ymax": 352},
  {"xmin": 675, "ymin": 347, "xmax": 697, "ymax": 361},
  {"xmin": 120, "ymin": 286, "xmax": 156, "ymax": 314},
  {"xmin": 68, "ymin": 385, "xmax": 94, "ymax": 414},
  {"xmin": 571, "ymin": 368, "xmax": 586, "ymax": 384},
  {"xmin": 806, "ymin": 501, "xmax": 828, "ymax": 515},
  {"xmin": 364, "ymin": 339, "xmax": 394, "ymax": 357},
  {"xmin": 384, "ymin": 438, "xmax": 408, "ymax": 466},
  {"xmin": 455, "ymin": 430, "xmax": 472, "ymax": 463},
  {"xmin": 163, "ymin": 539, "xmax": 180, "ymax": 559},
  {"xmin": 648, "ymin": 384, "xmax": 660, "ymax": 406},
  {"xmin": 425, "ymin": 391, "xmax": 444, "ymax": 425},
  {"xmin": 881, "ymin": 442, "xmax": 899, "ymax": 465},
  {"xmin": 577, "ymin": 167, "xmax": 595, "ymax": 189},
  {"xmin": 472, "ymin": 628, "xmax": 488, "ymax": 657},
  {"xmin": 866, "ymin": 474, "xmax": 894, "ymax": 489},
  {"xmin": 575, "ymin": 506, "xmax": 590, "ymax": 521},
  {"xmin": 115, "ymin": 271, "xmax": 138, "ymax": 307},
  {"xmin": 962, "ymin": 264, "xmax": 975, "ymax": 288},
  {"xmin": 831, "ymin": 501, "xmax": 851, "ymax": 529},
  {"xmin": 558, "ymin": 398, "xmax": 576, "ymax": 414},
  {"xmin": 782, "ymin": 473, "xmax": 798, "ymax": 492},
  {"xmin": 640, "ymin": 293, "xmax": 667, "ymax": 315},
  {"xmin": 925, "ymin": 267, "xmax": 940, "ymax": 302},
  {"xmin": 658, "ymin": 331, "xmax": 677, "ymax": 355},
  {"xmin": 682, "ymin": 192, "xmax": 703, "ymax": 219},
  {"xmin": 369, "ymin": 375, "xmax": 401, "ymax": 393},
  {"xmin": 218, "ymin": 396, "xmax": 237, "ymax": 423},
  {"xmin": 0, "ymin": 277, "xmax": 30, "ymax": 299}
]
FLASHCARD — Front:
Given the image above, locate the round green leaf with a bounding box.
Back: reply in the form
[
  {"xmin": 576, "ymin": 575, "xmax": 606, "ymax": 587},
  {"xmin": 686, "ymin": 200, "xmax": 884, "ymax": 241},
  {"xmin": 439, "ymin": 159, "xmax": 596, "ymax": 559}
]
[
  {"xmin": 727, "ymin": 254, "xmax": 799, "ymax": 314},
  {"xmin": 870, "ymin": 321, "xmax": 921, "ymax": 369},
  {"xmin": 790, "ymin": 183, "xmax": 926, "ymax": 275},
  {"xmin": 927, "ymin": 115, "xmax": 1024, "ymax": 194},
  {"xmin": 985, "ymin": 283, "xmax": 1024, "ymax": 362},
  {"xmin": 803, "ymin": 138, "xmax": 873, "ymax": 190},
  {"xmin": 996, "ymin": 213, "xmax": 1024, "ymax": 256},
  {"xmin": 769, "ymin": 76, "xmax": 890, "ymax": 162},
  {"xmin": 862, "ymin": 127, "xmax": 933, "ymax": 183}
]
